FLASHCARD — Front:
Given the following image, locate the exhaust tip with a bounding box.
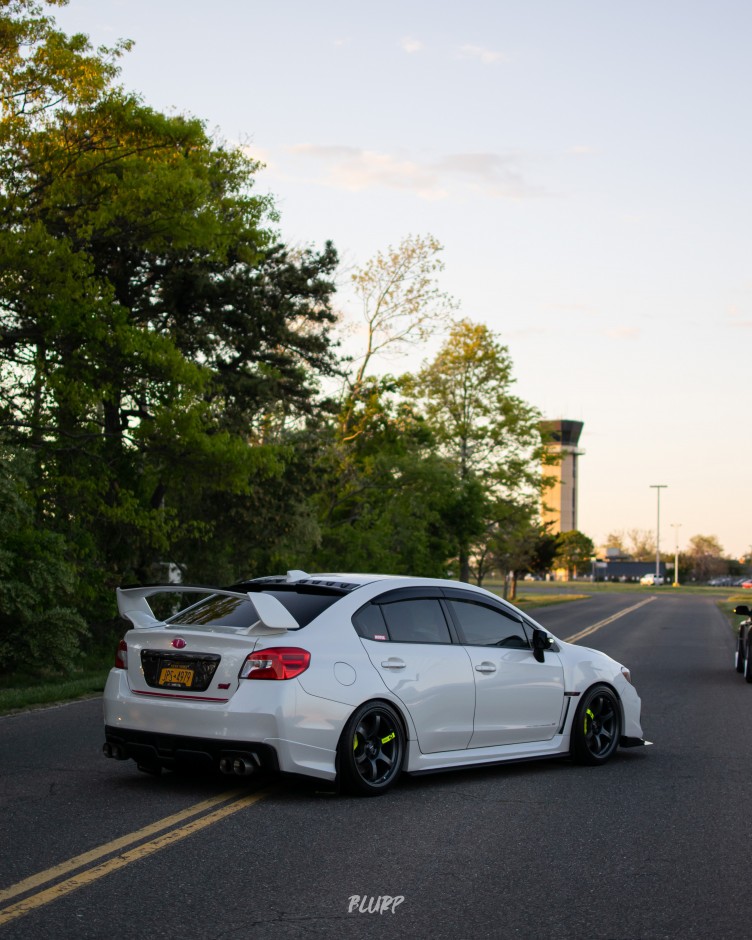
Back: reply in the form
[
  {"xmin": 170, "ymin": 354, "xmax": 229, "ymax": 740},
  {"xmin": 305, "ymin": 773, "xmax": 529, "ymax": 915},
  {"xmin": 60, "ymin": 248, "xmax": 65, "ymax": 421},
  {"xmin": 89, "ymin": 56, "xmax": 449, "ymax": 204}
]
[
  {"xmin": 219, "ymin": 757, "xmax": 234, "ymax": 775},
  {"xmin": 232, "ymin": 757, "xmax": 255, "ymax": 776}
]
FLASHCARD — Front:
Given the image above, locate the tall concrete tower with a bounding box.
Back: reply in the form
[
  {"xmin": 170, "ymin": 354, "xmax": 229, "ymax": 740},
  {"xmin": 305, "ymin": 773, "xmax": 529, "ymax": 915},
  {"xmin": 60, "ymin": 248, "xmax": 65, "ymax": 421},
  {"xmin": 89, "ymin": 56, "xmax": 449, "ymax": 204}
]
[{"xmin": 540, "ymin": 419, "xmax": 584, "ymax": 533}]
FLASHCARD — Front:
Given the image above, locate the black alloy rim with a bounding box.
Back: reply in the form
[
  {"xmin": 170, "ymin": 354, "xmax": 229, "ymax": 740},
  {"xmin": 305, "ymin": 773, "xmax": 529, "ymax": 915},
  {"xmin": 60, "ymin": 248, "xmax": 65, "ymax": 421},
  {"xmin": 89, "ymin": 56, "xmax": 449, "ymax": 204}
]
[
  {"xmin": 352, "ymin": 710, "xmax": 401, "ymax": 787},
  {"xmin": 583, "ymin": 693, "xmax": 618, "ymax": 758}
]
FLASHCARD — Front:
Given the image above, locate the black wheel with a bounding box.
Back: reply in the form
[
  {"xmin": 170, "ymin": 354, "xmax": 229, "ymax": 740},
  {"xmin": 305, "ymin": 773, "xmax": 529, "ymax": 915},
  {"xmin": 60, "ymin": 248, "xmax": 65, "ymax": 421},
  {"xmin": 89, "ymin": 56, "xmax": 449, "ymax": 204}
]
[
  {"xmin": 736, "ymin": 637, "xmax": 746, "ymax": 674},
  {"xmin": 571, "ymin": 685, "xmax": 621, "ymax": 765},
  {"xmin": 338, "ymin": 702, "xmax": 405, "ymax": 796},
  {"xmin": 744, "ymin": 643, "xmax": 752, "ymax": 683}
]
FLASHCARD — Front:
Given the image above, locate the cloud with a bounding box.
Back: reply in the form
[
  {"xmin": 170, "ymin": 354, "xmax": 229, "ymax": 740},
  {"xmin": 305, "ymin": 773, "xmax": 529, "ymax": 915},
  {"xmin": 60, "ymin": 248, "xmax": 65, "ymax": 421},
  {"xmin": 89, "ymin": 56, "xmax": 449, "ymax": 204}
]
[
  {"xmin": 288, "ymin": 144, "xmax": 446, "ymax": 199},
  {"xmin": 458, "ymin": 43, "xmax": 504, "ymax": 64},
  {"xmin": 605, "ymin": 327, "xmax": 640, "ymax": 341},
  {"xmin": 400, "ymin": 37, "xmax": 423, "ymax": 54},
  {"xmin": 282, "ymin": 144, "xmax": 544, "ymax": 201}
]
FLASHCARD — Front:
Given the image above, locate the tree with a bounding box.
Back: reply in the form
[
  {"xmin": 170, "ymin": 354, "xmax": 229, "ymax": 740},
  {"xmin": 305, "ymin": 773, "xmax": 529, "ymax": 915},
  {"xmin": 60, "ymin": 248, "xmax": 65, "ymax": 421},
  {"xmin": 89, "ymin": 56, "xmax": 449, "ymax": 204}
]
[
  {"xmin": 312, "ymin": 377, "xmax": 465, "ymax": 577},
  {"xmin": 0, "ymin": 1, "xmax": 341, "ymax": 621},
  {"xmin": 553, "ymin": 530, "xmax": 595, "ymax": 580},
  {"xmin": 410, "ymin": 319, "xmax": 544, "ymax": 581},
  {"xmin": 0, "ymin": 443, "xmax": 88, "ymax": 672},
  {"xmin": 686, "ymin": 534, "xmax": 726, "ymax": 583},
  {"xmin": 340, "ymin": 234, "xmax": 456, "ymax": 440},
  {"xmin": 626, "ymin": 529, "xmax": 656, "ymax": 561},
  {"xmin": 482, "ymin": 497, "xmax": 541, "ymax": 599}
]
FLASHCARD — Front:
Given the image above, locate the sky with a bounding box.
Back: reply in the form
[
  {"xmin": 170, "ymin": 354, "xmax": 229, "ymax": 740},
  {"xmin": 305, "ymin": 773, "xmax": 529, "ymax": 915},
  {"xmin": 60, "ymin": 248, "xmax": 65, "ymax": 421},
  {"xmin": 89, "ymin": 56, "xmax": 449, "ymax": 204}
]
[{"xmin": 53, "ymin": 0, "xmax": 752, "ymax": 559}]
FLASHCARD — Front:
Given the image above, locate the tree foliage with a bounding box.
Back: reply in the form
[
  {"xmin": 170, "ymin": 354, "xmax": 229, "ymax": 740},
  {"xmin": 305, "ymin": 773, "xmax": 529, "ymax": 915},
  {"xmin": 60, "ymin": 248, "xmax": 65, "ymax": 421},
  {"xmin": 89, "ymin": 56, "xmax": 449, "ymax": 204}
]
[
  {"xmin": 0, "ymin": 0, "xmax": 340, "ymax": 630},
  {"xmin": 410, "ymin": 319, "xmax": 544, "ymax": 581},
  {"xmin": 553, "ymin": 530, "xmax": 595, "ymax": 580}
]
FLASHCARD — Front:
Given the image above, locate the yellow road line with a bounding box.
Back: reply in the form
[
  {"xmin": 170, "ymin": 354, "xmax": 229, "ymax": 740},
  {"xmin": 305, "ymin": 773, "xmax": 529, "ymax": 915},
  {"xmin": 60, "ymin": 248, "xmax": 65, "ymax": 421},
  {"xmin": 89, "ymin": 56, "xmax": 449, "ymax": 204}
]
[
  {"xmin": 564, "ymin": 596, "xmax": 656, "ymax": 644},
  {"xmin": 0, "ymin": 789, "xmax": 267, "ymax": 926}
]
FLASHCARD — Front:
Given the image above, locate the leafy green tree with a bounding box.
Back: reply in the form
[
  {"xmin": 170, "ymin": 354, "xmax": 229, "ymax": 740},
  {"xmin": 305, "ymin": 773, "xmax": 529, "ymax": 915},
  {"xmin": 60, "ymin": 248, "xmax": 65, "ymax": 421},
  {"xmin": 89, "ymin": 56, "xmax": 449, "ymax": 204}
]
[
  {"xmin": 410, "ymin": 319, "xmax": 544, "ymax": 581},
  {"xmin": 553, "ymin": 530, "xmax": 595, "ymax": 580},
  {"xmin": 0, "ymin": 444, "xmax": 88, "ymax": 672},
  {"xmin": 481, "ymin": 498, "xmax": 542, "ymax": 598},
  {"xmin": 0, "ymin": 1, "xmax": 341, "ymax": 620},
  {"xmin": 313, "ymin": 377, "xmax": 464, "ymax": 577}
]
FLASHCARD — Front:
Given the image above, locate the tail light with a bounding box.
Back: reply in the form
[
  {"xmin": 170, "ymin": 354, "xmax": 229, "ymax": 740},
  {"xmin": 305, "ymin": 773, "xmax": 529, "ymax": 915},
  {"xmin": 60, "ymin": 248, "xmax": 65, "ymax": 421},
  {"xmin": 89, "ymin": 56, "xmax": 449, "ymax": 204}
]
[
  {"xmin": 240, "ymin": 647, "xmax": 310, "ymax": 680},
  {"xmin": 115, "ymin": 639, "xmax": 128, "ymax": 669}
]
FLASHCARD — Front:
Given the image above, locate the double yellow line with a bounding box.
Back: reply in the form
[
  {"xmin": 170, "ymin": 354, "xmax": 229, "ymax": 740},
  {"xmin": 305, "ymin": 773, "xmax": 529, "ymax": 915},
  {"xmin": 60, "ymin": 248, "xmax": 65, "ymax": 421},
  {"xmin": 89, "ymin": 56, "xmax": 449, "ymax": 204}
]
[{"xmin": 0, "ymin": 788, "xmax": 268, "ymax": 927}]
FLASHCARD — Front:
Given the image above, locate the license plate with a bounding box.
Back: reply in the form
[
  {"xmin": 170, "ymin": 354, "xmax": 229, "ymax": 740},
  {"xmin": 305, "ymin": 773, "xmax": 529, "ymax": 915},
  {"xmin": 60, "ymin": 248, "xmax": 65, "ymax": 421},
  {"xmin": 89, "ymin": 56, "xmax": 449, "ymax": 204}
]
[{"xmin": 159, "ymin": 667, "xmax": 194, "ymax": 688}]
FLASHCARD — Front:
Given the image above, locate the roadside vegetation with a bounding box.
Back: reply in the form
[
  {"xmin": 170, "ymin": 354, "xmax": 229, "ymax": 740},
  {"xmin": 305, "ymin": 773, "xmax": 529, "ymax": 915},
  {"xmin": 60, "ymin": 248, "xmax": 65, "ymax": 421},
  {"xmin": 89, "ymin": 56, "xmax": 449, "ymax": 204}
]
[{"xmin": 1, "ymin": 3, "xmax": 749, "ymax": 706}]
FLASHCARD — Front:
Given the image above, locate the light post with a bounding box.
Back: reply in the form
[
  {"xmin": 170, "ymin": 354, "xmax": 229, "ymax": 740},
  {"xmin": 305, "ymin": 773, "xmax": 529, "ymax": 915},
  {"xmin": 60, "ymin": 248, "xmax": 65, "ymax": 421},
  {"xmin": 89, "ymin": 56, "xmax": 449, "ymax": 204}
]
[
  {"xmin": 650, "ymin": 484, "xmax": 668, "ymax": 581},
  {"xmin": 671, "ymin": 523, "xmax": 682, "ymax": 587}
]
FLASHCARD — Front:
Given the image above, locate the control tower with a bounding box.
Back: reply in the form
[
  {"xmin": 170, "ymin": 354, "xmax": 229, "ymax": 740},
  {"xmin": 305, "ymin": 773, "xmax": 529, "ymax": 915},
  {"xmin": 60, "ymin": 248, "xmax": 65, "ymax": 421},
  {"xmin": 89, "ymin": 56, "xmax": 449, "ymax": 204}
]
[{"xmin": 540, "ymin": 419, "xmax": 584, "ymax": 533}]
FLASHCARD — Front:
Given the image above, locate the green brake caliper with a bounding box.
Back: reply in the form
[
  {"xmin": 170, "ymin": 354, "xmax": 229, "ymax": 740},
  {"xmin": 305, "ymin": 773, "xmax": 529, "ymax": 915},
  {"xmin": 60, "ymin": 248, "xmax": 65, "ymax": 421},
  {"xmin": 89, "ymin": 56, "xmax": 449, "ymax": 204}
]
[
  {"xmin": 381, "ymin": 732, "xmax": 395, "ymax": 745},
  {"xmin": 584, "ymin": 708, "xmax": 595, "ymax": 734},
  {"xmin": 353, "ymin": 733, "xmax": 359, "ymax": 751}
]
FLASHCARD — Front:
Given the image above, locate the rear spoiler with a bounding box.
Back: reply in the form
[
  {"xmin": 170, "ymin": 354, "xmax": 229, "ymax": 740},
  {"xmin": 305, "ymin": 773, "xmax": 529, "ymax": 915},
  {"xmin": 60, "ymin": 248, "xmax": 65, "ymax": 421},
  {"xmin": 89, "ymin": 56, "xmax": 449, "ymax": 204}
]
[{"xmin": 116, "ymin": 586, "xmax": 299, "ymax": 634}]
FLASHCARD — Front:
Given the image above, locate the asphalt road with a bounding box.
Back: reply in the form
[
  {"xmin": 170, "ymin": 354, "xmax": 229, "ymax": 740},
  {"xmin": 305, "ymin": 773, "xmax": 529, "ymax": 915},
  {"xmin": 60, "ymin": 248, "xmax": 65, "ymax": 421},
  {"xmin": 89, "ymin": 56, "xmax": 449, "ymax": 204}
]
[{"xmin": 0, "ymin": 593, "xmax": 747, "ymax": 939}]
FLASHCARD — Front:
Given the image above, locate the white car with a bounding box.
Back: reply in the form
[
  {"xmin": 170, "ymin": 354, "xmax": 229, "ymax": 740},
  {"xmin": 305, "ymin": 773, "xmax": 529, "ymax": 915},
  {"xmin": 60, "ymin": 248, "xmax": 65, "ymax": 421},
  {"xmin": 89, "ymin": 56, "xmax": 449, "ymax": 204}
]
[
  {"xmin": 640, "ymin": 573, "xmax": 665, "ymax": 585},
  {"xmin": 103, "ymin": 571, "xmax": 645, "ymax": 795}
]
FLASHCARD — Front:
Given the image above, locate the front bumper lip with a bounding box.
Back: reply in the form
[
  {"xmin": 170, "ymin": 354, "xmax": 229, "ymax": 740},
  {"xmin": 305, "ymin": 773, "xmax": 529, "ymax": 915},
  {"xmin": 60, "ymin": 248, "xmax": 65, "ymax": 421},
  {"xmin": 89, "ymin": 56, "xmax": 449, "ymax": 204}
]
[{"xmin": 619, "ymin": 735, "xmax": 647, "ymax": 748}]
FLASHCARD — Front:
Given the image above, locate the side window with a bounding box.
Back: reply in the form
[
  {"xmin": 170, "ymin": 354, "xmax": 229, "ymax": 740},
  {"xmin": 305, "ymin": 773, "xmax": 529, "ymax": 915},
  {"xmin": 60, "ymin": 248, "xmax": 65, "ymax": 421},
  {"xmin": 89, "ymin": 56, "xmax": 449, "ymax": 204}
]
[
  {"xmin": 380, "ymin": 599, "xmax": 452, "ymax": 644},
  {"xmin": 448, "ymin": 600, "xmax": 530, "ymax": 649},
  {"xmin": 352, "ymin": 604, "xmax": 389, "ymax": 641}
]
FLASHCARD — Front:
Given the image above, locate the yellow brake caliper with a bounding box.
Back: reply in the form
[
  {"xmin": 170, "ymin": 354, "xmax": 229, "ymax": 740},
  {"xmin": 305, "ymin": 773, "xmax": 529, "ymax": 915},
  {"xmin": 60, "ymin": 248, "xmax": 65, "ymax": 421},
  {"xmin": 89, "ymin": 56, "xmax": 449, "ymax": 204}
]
[{"xmin": 584, "ymin": 708, "xmax": 595, "ymax": 734}]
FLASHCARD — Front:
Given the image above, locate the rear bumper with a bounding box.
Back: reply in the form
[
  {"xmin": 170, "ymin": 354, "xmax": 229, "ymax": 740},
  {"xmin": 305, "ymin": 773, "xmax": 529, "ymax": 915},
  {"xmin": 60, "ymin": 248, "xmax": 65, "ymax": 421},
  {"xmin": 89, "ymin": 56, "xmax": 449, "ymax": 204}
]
[
  {"xmin": 104, "ymin": 726, "xmax": 280, "ymax": 774},
  {"xmin": 102, "ymin": 668, "xmax": 347, "ymax": 780}
]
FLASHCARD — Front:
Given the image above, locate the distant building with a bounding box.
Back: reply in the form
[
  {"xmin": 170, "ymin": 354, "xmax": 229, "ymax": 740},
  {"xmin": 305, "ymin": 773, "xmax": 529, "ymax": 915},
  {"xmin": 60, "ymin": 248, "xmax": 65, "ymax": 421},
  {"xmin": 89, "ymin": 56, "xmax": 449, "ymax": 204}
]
[{"xmin": 540, "ymin": 419, "xmax": 584, "ymax": 534}]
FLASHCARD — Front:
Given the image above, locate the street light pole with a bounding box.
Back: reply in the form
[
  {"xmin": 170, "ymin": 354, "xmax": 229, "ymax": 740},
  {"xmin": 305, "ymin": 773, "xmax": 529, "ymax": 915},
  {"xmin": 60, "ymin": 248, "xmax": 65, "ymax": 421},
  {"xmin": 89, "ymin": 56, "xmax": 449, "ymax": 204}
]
[
  {"xmin": 671, "ymin": 523, "xmax": 682, "ymax": 588},
  {"xmin": 650, "ymin": 485, "xmax": 668, "ymax": 581}
]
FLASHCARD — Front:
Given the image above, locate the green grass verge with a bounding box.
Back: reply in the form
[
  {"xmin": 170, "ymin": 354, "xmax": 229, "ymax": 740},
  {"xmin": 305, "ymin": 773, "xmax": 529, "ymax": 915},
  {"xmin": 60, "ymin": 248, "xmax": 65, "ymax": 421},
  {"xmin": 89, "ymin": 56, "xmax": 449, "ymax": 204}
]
[{"xmin": 0, "ymin": 669, "xmax": 110, "ymax": 717}]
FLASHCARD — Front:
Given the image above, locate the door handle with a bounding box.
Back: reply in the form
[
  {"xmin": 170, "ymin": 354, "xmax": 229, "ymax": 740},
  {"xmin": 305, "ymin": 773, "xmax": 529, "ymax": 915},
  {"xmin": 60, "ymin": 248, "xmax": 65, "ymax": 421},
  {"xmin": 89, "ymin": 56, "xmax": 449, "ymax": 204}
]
[
  {"xmin": 475, "ymin": 662, "xmax": 497, "ymax": 674},
  {"xmin": 381, "ymin": 659, "xmax": 406, "ymax": 669}
]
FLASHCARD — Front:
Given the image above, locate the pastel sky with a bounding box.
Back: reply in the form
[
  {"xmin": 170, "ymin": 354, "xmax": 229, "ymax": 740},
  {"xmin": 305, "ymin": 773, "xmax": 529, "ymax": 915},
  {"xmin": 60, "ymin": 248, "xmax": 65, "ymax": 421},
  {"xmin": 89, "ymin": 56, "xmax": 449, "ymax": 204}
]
[{"xmin": 54, "ymin": 0, "xmax": 752, "ymax": 558}]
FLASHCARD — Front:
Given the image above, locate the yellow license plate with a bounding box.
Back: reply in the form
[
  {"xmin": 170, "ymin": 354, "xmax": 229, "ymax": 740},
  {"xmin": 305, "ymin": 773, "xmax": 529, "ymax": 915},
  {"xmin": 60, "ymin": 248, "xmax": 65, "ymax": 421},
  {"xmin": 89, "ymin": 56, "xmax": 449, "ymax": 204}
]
[{"xmin": 159, "ymin": 667, "xmax": 194, "ymax": 688}]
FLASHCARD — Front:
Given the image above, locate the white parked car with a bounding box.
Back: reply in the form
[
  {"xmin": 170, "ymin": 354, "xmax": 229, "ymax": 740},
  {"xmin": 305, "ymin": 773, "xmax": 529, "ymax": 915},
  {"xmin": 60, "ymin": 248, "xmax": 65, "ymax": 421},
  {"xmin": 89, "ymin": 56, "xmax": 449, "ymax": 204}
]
[
  {"xmin": 640, "ymin": 573, "xmax": 665, "ymax": 585},
  {"xmin": 103, "ymin": 572, "xmax": 645, "ymax": 795}
]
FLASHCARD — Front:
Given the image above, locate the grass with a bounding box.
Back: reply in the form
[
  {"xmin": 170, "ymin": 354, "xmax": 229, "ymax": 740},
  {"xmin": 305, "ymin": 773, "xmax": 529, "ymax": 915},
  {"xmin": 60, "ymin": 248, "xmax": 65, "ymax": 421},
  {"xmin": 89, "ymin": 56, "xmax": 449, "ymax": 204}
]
[
  {"xmin": 0, "ymin": 670, "xmax": 110, "ymax": 716},
  {"xmin": 0, "ymin": 644, "xmax": 114, "ymax": 717}
]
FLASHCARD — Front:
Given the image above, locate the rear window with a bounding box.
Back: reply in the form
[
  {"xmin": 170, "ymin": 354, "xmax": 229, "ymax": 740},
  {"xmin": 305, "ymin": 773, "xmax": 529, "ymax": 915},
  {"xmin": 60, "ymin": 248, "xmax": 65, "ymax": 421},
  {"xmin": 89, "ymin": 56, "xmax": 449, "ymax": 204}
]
[{"xmin": 169, "ymin": 590, "xmax": 339, "ymax": 629}]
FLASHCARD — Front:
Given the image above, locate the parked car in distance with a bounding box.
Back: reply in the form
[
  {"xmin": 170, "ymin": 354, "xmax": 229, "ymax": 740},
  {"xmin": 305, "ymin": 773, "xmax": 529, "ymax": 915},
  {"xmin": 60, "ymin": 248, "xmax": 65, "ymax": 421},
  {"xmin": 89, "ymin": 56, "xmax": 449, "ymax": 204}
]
[
  {"xmin": 741, "ymin": 579, "xmax": 752, "ymax": 590},
  {"xmin": 640, "ymin": 573, "xmax": 665, "ymax": 585},
  {"xmin": 102, "ymin": 571, "xmax": 646, "ymax": 795}
]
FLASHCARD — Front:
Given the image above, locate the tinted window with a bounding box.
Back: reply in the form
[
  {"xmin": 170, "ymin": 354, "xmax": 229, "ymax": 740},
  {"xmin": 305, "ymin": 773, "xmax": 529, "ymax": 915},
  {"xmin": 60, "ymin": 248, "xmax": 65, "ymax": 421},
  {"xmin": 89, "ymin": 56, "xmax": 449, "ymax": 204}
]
[
  {"xmin": 352, "ymin": 604, "xmax": 389, "ymax": 641},
  {"xmin": 169, "ymin": 590, "xmax": 338, "ymax": 629},
  {"xmin": 448, "ymin": 600, "xmax": 529, "ymax": 649},
  {"xmin": 380, "ymin": 599, "xmax": 451, "ymax": 644}
]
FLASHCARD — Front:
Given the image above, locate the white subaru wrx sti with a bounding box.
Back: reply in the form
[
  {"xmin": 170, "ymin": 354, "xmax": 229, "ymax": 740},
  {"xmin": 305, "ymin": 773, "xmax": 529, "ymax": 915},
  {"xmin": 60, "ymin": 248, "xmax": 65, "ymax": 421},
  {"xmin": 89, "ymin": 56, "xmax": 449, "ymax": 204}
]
[{"xmin": 103, "ymin": 572, "xmax": 645, "ymax": 795}]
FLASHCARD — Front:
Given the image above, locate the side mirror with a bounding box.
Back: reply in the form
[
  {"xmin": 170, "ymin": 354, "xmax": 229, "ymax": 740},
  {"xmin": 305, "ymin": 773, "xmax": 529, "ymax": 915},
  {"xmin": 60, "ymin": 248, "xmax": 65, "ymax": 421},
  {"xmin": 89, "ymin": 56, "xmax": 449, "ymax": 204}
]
[
  {"xmin": 734, "ymin": 605, "xmax": 751, "ymax": 616},
  {"xmin": 532, "ymin": 628, "xmax": 552, "ymax": 663}
]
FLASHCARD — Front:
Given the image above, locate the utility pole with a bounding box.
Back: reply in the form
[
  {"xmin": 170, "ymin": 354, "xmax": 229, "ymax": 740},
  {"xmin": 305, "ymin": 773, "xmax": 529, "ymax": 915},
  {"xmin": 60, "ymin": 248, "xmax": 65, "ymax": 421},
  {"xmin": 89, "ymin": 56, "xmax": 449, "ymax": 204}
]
[
  {"xmin": 650, "ymin": 485, "xmax": 668, "ymax": 581},
  {"xmin": 671, "ymin": 523, "xmax": 682, "ymax": 587}
]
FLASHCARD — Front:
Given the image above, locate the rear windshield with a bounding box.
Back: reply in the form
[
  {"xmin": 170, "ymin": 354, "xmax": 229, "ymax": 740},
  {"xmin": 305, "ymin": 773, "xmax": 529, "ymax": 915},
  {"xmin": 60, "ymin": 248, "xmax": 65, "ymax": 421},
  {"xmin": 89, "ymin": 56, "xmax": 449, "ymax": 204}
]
[{"xmin": 168, "ymin": 590, "xmax": 339, "ymax": 630}]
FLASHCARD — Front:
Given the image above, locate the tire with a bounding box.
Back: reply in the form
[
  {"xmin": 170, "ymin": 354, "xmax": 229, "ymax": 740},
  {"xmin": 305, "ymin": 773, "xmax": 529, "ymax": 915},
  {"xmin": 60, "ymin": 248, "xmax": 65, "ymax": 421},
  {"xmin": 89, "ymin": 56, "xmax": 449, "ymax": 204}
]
[
  {"xmin": 744, "ymin": 644, "xmax": 752, "ymax": 683},
  {"xmin": 338, "ymin": 701, "xmax": 405, "ymax": 796},
  {"xmin": 736, "ymin": 637, "xmax": 746, "ymax": 674},
  {"xmin": 571, "ymin": 685, "xmax": 621, "ymax": 765}
]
